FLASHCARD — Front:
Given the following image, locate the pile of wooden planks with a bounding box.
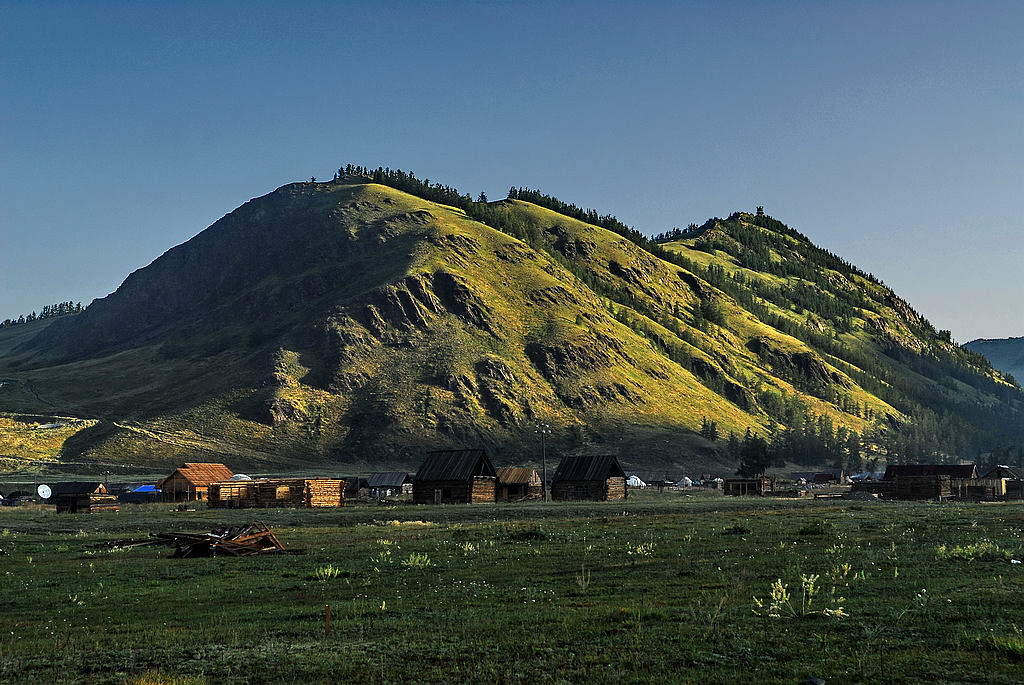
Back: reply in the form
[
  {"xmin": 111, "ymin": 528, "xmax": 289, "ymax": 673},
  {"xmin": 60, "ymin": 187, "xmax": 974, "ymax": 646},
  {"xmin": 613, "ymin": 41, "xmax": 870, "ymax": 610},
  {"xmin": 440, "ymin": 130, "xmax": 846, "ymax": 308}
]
[{"xmin": 119, "ymin": 521, "xmax": 288, "ymax": 557}]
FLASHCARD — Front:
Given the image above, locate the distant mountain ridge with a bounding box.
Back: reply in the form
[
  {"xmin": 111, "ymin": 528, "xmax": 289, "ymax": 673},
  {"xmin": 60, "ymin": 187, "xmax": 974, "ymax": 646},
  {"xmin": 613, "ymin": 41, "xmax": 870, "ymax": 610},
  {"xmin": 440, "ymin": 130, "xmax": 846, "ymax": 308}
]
[
  {"xmin": 1, "ymin": 167, "xmax": 1021, "ymax": 472},
  {"xmin": 965, "ymin": 337, "xmax": 1024, "ymax": 385}
]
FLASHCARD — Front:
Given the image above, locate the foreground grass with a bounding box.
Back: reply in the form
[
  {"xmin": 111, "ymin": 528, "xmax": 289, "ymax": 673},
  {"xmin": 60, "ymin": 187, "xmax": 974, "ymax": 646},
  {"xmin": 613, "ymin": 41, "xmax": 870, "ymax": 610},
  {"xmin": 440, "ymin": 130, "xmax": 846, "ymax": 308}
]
[{"xmin": 2, "ymin": 491, "xmax": 1024, "ymax": 683}]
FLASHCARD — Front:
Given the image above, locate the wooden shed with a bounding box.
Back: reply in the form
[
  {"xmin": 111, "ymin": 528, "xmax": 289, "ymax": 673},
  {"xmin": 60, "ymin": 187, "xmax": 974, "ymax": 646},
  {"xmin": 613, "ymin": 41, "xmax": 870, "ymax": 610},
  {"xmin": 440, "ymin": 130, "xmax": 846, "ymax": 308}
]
[
  {"xmin": 207, "ymin": 478, "xmax": 345, "ymax": 508},
  {"xmin": 551, "ymin": 455, "xmax": 627, "ymax": 501},
  {"xmin": 884, "ymin": 464, "xmax": 978, "ymax": 500},
  {"xmin": 158, "ymin": 463, "xmax": 235, "ymax": 502},
  {"xmin": 724, "ymin": 476, "xmax": 776, "ymax": 496},
  {"xmin": 496, "ymin": 467, "xmax": 542, "ymax": 501},
  {"xmin": 412, "ymin": 449, "xmax": 497, "ymax": 504},
  {"xmin": 367, "ymin": 472, "xmax": 412, "ymax": 498},
  {"xmin": 48, "ymin": 482, "xmax": 120, "ymax": 513}
]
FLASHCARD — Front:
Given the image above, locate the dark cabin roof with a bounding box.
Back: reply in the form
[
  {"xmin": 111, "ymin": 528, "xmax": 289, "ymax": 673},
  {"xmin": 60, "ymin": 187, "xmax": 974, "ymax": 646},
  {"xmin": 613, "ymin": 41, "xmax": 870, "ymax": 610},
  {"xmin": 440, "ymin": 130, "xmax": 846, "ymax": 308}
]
[
  {"xmin": 552, "ymin": 455, "xmax": 626, "ymax": 482},
  {"xmin": 414, "ymin": 449, "xmax": 497, "ymax": 482},
  {"xmin": 47, "ymin": 482, "xmax": 106, "ymax": 496},
  {"xmin": 983, "ymin": 465, "xmax": 1024, "ymax": 480},
  {"xmin": 883, "ymin": 464, "xmax": 978, "ymax": 480},
  {"xmin": 367, "ymin": 472, "xmax": 412, "ymax": 488}
]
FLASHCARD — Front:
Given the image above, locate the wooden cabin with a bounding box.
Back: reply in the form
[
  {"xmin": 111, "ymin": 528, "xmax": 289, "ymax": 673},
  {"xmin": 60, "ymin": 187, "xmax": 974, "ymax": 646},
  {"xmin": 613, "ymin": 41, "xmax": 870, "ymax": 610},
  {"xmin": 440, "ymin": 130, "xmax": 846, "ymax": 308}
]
[
  {"xmin": 207, "ymin": 478, "xmax": 345, "ymax": 508},
  {"xmin": 496, "ymin": 467, "xmax": 543, "ymax": 501},
  {"xmin": 883, "ymin": 464, "xmax": 978, "ymax": 480},
  {"xmin": 412, "ymin": 449, "xmax": 497, "ymax": 504},
  {"xmin": 984, "ymin": 465, "xmax": 1024, "ymax": 499},
  {"xmin": 158, "ymin": 463, "xmax": 235, "ymax": 502},
  {"xmin": 48, "ymin": 482, "xmax": 120, "ymax": 513},
  {"xmin": 367, "ymin": 472, "xmax": 413, "ymax": 498},
  {"xmin": 551, "ymin": 455, "xmax": 627, "ymax": 501},
  {"xmin": 884, "ymin": 464, "xmax": 978, "ymax": 500},
  {"xmin": 724, "ymin": 476, "xmax": 776, "ymax": 496}
]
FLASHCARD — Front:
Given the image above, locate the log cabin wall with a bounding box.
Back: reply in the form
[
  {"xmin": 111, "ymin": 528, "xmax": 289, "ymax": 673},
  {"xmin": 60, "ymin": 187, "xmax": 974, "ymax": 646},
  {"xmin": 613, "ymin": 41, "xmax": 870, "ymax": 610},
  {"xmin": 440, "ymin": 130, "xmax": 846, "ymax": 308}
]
[
  {"xmin": 605, "ymin": 476, "xmax": 627, "ymax": 500},
  {"xmin": 471, "ymin": 476, "xmax": 497, "ymax": 503}
]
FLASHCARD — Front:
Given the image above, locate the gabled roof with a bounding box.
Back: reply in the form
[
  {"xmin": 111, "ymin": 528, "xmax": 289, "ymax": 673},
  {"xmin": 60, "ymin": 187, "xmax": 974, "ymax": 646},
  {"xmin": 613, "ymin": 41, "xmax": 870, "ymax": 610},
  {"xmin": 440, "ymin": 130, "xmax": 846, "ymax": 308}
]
[
  {"xmin": 367, "ymin": 472, "xmax": 412, "ymax": 488},
  {"xmin": 883, "ymin": 464, "xmax": 978, "ymax": 480},
  {"xmin": 496, "ymin": 467, "xmax": 540, "ymax": 484},
  {"xmin": 552, "ymin": 455, "xmax": 626, "ymax": 482},
  {"xmin": 158, "ymin": 463, "xmax": 234, "ymax": 487},
  {"xmin": 414, "ymin": 449, "xmax": 496, "ymax": 482},
  {"xmin": 48, "ymin": 482, "xmax": 106, "ymax": 496},
  {"xmin": 983, "ymin": 465, "xmax": 1024, "ymax": 480}
]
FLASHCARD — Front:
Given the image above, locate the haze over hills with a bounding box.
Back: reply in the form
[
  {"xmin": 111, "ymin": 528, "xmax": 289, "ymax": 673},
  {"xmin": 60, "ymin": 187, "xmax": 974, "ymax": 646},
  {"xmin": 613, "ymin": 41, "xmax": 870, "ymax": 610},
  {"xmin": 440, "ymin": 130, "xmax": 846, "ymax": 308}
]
[
  {"xmin": 965, "ymin": 337, "xmax": 1024, "ymax": 386},
  {"xmin": 1, "ymin": 168, "xmax": 1022, "ymax": 474}
]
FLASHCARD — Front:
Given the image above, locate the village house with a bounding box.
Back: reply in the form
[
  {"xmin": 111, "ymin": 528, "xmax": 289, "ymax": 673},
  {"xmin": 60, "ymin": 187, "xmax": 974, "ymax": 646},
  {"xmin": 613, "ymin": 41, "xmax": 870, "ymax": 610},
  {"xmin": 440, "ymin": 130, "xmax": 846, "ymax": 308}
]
[
  {"xmin": 883, "ymin": 464, "xmax": 978, "ymax": 500},
  {"xmin": 367, "ymin": 472, "xmax": 412, "ymax": 498},
  {"xmin": 495, "ymin": 467, "xmax": 542, "ymax": 501},
  {"xmin": 48, "ymin": 482, "xmax": 120, "ymax": 513},
  {"xmin": 157, "ymin": 463, "xmax": 234, "ymax": 502},
  {"xmin": 412, "ymin": 449, "xmax": 498, "ymax": 504},
  {"xmin": 723, "ymin": 476, "xmax": 776, "ymax": 496},
  {"xmin": 551, "ymin": 455, "xmax": 628, "ymax": 501}
]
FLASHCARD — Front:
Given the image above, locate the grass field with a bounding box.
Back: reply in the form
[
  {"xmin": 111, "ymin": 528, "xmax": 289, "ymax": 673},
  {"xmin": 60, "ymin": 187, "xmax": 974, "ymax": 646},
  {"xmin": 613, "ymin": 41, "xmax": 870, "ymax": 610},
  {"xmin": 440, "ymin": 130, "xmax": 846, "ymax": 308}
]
[{"xmin": 2, "ymin": 491, "xmax": 1024, "ymax": 684}]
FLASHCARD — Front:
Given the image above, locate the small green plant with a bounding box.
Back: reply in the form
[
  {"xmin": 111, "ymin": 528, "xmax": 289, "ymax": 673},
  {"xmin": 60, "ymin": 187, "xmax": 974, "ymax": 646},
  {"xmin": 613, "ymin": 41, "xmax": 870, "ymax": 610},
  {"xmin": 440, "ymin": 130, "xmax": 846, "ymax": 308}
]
[
  {"xmin": 627, "ymin": 541, "xmax": 657, "ymax": 557},
  {"xmin": 456, "ymin": 541, "xmax": 478, "ymax": 555},
  {"xmin": 311, "ymin": 564, "xmax": 342, "ymax": 582},
  {"xmin": 575, "ymin": 564, "xmax": 592, "ymax": 592},
  {"xmin": 370, "ymin": 549, "xmax": 393, "ymax": 572},
  {"xmin": 936, "ymin": 540, "xmax": 1012, "ymax": 562},
  {"xmin": 753, "ymin": 574, "xmax": 848, "ymax": 621},
  {"xmin": 401, "ymin": 552, "xmax": 432, "ymax": 569}
]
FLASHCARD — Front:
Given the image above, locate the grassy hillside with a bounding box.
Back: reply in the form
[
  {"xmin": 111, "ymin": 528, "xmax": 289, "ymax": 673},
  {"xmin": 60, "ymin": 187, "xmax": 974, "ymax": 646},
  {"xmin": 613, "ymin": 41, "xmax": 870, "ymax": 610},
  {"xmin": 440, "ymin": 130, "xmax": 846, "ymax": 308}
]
[{"xmin": 1, "ymin": 171, "xmax": 1022, "ymax": 473}]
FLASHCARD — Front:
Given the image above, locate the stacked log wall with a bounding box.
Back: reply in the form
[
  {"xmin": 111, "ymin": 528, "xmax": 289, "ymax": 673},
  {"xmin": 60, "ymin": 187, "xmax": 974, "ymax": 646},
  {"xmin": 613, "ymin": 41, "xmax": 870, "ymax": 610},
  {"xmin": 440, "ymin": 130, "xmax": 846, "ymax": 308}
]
[
  {"xmin": 305, "ymin": 479, "xmax": 345, "ymax": 507},
  {"xmin": 471, "ymin": 476, "xmax": 497, "ymax": 503},
  {"xmin": 605, "ymin": 476, "xmax": 627, "ymax": 500}
]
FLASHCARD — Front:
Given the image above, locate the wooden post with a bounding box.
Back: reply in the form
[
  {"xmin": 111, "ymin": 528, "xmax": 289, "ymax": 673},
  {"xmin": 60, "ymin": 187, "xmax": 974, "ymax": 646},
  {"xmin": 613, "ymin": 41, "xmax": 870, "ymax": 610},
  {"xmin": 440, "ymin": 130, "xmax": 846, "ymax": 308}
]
[{"xmin": 325, "ymin": 603, "xmax": 330, "ymax": 636}]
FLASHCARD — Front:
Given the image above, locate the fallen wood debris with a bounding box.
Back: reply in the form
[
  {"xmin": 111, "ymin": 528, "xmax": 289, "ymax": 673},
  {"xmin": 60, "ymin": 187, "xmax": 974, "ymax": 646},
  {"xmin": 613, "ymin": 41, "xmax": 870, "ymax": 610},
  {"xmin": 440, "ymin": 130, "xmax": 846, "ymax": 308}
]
[{"xmin": 116, "ymin": 521, "xmax": 291, "ymax": 558}]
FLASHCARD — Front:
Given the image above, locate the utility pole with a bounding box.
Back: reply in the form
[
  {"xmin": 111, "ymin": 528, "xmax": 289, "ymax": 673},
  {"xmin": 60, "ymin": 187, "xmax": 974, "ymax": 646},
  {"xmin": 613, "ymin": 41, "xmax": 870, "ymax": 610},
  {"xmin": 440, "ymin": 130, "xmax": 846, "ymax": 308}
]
[{"xmin": 535, "ymin": 421, "xmax": 551, "ymax": 502}]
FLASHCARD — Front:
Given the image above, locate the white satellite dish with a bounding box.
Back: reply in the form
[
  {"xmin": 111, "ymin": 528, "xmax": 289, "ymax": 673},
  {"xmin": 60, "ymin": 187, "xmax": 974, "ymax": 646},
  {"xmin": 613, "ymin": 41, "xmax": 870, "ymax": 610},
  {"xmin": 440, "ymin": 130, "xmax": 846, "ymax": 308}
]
[{"xmin": 37, "ymin": 484, "xmax": 52, "ymax": 499}]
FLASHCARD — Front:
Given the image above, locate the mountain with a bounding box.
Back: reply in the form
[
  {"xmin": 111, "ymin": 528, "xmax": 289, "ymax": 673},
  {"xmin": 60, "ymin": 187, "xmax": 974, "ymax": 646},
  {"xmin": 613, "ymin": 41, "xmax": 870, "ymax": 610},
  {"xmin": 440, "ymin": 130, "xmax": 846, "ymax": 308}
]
[
  {"xmin": 965, "ymin": 337, "xmax": 1024, "ymax": 385},
  {"xmin": 1, "ymin": 169, "xmax": 1022, "ymax": 473}
]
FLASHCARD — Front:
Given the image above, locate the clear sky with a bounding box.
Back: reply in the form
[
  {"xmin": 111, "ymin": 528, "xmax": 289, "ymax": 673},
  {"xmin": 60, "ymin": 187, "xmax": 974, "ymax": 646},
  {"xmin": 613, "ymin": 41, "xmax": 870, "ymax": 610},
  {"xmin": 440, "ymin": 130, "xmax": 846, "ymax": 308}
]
[{"xmin": 2, "ymin": 1, "xmax": 1021, "ymax": 342}]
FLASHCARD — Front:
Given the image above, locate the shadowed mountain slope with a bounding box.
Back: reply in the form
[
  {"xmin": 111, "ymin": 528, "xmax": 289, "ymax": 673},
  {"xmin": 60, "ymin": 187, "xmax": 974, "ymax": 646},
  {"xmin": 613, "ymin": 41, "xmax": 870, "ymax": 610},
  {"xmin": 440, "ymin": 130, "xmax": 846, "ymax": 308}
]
[{"xmin": 1, "ymin": 173, "xmax": 1021, "ymax": 473}]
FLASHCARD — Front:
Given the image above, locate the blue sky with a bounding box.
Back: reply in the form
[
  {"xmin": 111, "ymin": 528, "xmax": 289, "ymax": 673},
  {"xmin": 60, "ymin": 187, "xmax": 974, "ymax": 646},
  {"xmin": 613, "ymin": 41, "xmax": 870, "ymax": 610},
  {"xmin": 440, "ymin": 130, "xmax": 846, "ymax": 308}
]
[{"xmin": 2, "ymin": 1, "xmax": 1021, "ymax": 341}]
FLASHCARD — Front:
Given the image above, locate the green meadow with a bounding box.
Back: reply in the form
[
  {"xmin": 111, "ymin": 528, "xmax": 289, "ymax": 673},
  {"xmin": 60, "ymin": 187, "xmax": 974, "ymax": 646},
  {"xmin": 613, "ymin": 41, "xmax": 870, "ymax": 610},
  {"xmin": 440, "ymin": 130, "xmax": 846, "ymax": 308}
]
[{"xmin": 2, "ymin": 491, "xmax": 1023, "ymax": 684}]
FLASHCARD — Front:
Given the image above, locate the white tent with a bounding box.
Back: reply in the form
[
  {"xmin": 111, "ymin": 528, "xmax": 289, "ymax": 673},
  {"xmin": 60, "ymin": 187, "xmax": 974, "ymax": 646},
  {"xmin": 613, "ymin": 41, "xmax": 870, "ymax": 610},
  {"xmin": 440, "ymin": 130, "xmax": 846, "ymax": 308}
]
[
  {"xmin": 676, "ymin": 476, "xmax": 693, "ymax": 488},
  {"xmin": 627, "ymin": 475, "xmax": 647, "ymax": 488}
]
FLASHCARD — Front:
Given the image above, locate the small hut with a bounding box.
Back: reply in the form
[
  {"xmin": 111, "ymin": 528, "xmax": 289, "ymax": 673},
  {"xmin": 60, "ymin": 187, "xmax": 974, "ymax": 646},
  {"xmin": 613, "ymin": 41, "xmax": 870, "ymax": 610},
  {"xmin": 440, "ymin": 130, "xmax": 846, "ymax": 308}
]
[
  {"xmin": 48, "ymin": 482, "xmax": 120, "ymax": 513},
  {"xmin": 496, "ymin": 467, "xmax": 542, "ymax": 501},
  {"xmin": 412, "ymin": 449, "xmax": 498, "ymax": 504},
  {"xmin": 551, "ymin": 455, "xmax": 627, "ymax": 501},
  {"xmin": 367, "ymin": 472, "xmax": 413, "ymax": 498},
  {"xmin": 984, "ymin": 465, "xmax": 1024, "ymax": 499},
  {"xmin": 158, "ymin": 463, "xmax": 235, "ymax": 502},
  {"xmin": 724, "ymin": 476, "xmax": 775, "ymax": 496}
]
